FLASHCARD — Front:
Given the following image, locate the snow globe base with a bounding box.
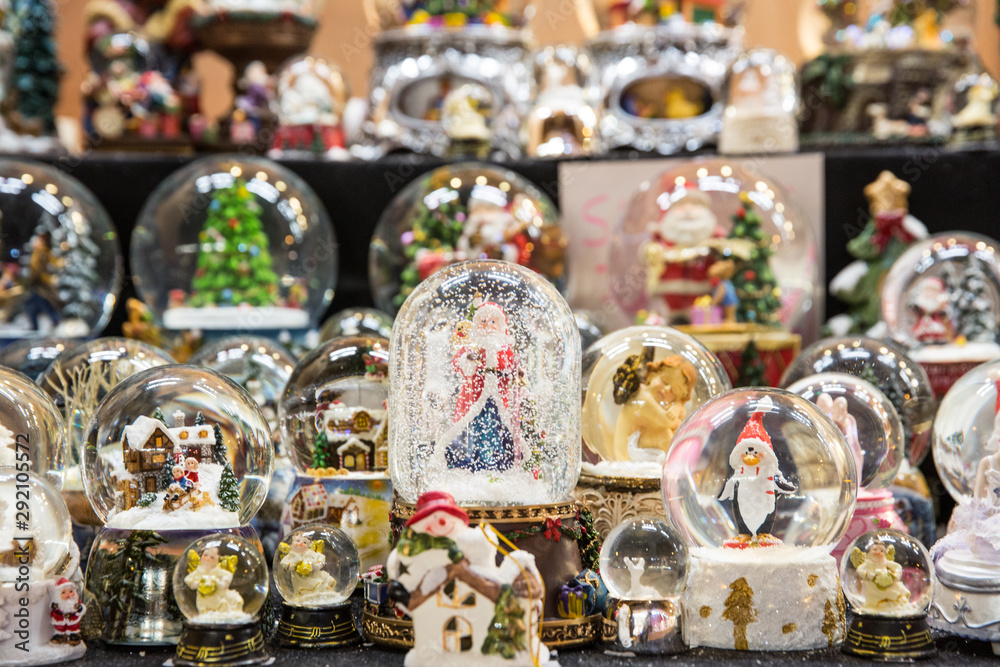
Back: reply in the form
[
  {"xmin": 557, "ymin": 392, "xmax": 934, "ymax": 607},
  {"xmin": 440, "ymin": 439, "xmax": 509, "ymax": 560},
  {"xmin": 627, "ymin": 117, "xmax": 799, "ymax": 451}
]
[
  {"xmin": 0, "ymin": 581, "xmax": 86, "ymax": 667},
  {"xmin": 572, "ymin": 473, "xmax": 667, "ymax": 541},
  {"xmin": 832, "ymin": 489, "xmax": 908, "ymax": 566},
  {"xmin": 275, "ymin": 604, "xmax": 360, "ymax": 648},
  {"xmin": 719, "ymin": 113, "xmax": 798, "ymax": 156},
  {"xmin": 602, "ymin": 598, "xmax": 686, "ymax": 655},
  {"xmin": 174, "ymin": 622, "xmax": 269, "ymax": 667},
  {"xmin": 842, "ymin": 614, "xmax": 936, "ymax": 660},
  {"xmin": 915, "ymin": 354, "xmax": 999, "ymax": 399},
  {"xmin": 675, "ymin": 326, "xmax": 801, "ymax": 387},
  {"xmin": 683, "ymin": 548, "xmax": 845, "ymax": 651},
  {"xmin": 929, "ymin": 549, "xmax": 1000, "ymax": 651}
]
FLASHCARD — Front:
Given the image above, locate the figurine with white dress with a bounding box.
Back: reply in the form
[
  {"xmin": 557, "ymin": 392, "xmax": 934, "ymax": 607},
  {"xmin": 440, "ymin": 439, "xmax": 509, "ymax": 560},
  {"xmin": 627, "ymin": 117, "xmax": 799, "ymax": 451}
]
[
  {"xmin": 184, "ymin": 546, "xmax": 245, "ymax": 621},
  {"xmin": 850, "ymin": 541, "xmax": 911, "ymax": 613}
]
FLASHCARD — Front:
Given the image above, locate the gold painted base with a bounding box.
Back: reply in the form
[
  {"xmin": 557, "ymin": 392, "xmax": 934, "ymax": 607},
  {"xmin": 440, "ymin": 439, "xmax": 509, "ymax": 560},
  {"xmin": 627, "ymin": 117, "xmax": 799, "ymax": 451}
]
[
  {"xmin": 174, "ymin": 622, "xmax": 269, "ymax": 667},
  {"xmin": 842, "ymin": 614, "xmax": 937, "ymax": 661},
  {"xmin": 391, "ymin": 499, "xmax": 579, "ymax": 523},
  {"xmin": 574, "ymin": 474, "xmax": 666, "ymax": 540},
  {"xmin": 276, "ymin": 604, "xmax": 361, "ymax": 648}
]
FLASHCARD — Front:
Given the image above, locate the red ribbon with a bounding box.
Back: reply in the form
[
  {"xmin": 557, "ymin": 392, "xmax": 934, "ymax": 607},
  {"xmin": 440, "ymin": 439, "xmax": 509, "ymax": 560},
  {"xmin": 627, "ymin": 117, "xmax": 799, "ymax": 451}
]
[
  {"xmin": 871, "ymin": 211, "xmax": 913, "ymax": 253},
  {"xmin": 543, "ymin": 517, "xmax": 562, "ymax": 542}
]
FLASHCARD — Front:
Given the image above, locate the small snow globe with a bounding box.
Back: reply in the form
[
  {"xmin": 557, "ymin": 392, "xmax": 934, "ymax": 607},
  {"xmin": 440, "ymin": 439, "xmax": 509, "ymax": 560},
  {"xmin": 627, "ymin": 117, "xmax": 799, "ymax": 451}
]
[
  {"xmin": 390, "ymin": 260, "xmax": 580, "ymax": 507},
  {"xmin": 273, "ymin": 524, "xmax": 361, "ymax": 647},
  {"xmin": 0, "ymin": 337, "xmax": 77, "ymax": 379},
  {"xmin": 609, "ymin": 159, "xmax": 817, "ymax": 333},
  {"xmin": 81, "ymin": 365, "xmax": 273, "ymax": 530},
  {"xmin": 882, "ymin": 232, "xmax": 1000, "ymax": 395},
  {"xmin": 131, "ymin": 156, "xmax": 337, "ymax": 337},
  {"xmin": 319, "ymin": 307, "xmax": 393, "ymax": 341},
  {"xmin": 0, "ymin": 470, "xmax": 73, "ymax": 582},
  {"xmin": 663, "ymin": 388, "xmax": 856, "ymax": 650},
  {"xmin": 840, "ymin": 529, "xmax": 935, "ymax": 659},
  {"xmin": 0, "ymin": 367, "xmax": 65, "ymax": 488},
  {"xmin": 0, "ymin": 159, "xmax": 122, "ymax": 341},
  {"xmin": 369, "ymin": 163, "xmax": 566, "ymax": 314},
  {"xmin": 785, "ymin": 372, "xmax": 906, "ymax": 563}
]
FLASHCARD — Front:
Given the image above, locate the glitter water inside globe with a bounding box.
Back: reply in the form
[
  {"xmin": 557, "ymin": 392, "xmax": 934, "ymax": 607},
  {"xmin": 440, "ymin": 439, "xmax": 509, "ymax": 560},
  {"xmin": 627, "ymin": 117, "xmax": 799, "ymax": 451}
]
[
  {"xmin": 272, "ymin": 525, "xmax": 360, "ymax": 608},
  {"xmin": 840, "ymin": 529, "xmax": 932, "ymax": 616},
  {"xmin": 598, "ymin": 517, "xmax": 689, "ymax": 600},
  {"xmin": 172, "ymin": 532, "xmax": 268, "ymax": 625}
]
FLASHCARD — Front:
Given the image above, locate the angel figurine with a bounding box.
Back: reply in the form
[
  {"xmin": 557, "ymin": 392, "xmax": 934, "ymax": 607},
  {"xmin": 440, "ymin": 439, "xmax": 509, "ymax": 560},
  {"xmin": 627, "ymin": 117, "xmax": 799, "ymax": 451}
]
[
  {"xmin": 184, "ymin": 546, "xmax": 245, "ymax": 618},
  {"xmin": 278, "ymin": 532, "xmax": 338, "ymax": 603},
  {"xmin": 850, "ymin": 540, "xmax": 911, "ymax": 613}
]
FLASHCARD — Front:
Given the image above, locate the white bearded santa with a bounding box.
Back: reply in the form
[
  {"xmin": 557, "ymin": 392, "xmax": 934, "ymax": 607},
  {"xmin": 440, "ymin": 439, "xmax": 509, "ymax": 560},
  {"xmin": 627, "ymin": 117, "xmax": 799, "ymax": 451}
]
[
  {"xmin": 456, "ymin": 197, "xmax": 519, "ymax": 264},
  {"xmin": 718, "ymin": 396, "xmax": 797, "ymax": 548},
  {"xmin": 908, "ymin": 276, "xmax": 955, "ymax": 345},
  {"xmin": 438, "ymin": 301, "xmax": 521, "ymax": 473},
  {"xmin": 49, "ymin": 578, "xmax": 85, "ymax": 645}
]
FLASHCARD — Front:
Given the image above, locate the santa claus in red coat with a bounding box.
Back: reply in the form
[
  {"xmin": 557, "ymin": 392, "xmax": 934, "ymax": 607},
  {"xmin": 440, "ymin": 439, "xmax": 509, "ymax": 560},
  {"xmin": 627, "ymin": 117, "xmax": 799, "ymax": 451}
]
[{"xmin": 50, "ymin": 578, "xmax": 86, "ymax": 646}]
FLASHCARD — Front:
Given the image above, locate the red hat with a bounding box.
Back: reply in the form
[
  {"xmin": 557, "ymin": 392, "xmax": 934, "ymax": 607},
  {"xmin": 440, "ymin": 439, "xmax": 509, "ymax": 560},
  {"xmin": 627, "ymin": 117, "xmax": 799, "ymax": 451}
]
[
  {"xmin": 52, "ymin": 578, "xmax": 75, "ymax": 599},
  {"xmin": 406, "ymin": 490, "xmax": 469, "ymax": 527},
  {"xmin": 737, "ymin": 396, "xmax": 774, "ymax": 450}
]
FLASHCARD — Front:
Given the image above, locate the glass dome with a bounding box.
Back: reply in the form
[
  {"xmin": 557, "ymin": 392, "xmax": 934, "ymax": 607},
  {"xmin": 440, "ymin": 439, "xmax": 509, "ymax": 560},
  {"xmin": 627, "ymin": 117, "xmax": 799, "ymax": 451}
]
[
  {"xmin": 598, "ymin": 517, "xmax": 688, "ymax": 600},
  {"xmin": 0, "ymin": 337, "xmax": 77, "ymax": 379},
  {"xmin": 389, "ymin": 259, "xmax": 581, "ymax": 506},
  {"xmin": 609, "ymin": 159, "xmax": 817, "ymax": 332},
  {"xmin": 367, "ymin": 0, "xmax": 534, "ymax": 30},
  {"xmin": 369, "ymin": 163, "xmax": 566, "ymax": 314},
  {"xmin": 273, "ymin": 524, "xmax": 360, "ymax": 608},
  {"xmin": 0, "ymin": 470, "xmax": 73, "ymax": 581},
  {"xmin": 840, "ymin": 529, "xmax": 932, "ymax": 616},
  {"xmin": 780, "ymin": 337, "xmax": 935, "ymax": 467},
  {"xmin": 319, "ymin": 307, "xmax": 394, "ymax": 342},
  {"xmin": 0, "ymin": 159, "xmax": 122, "ymax": 340},
  {"xmin": 932, "ymin": 359, "xmax": 1000, "ymax": 502},
  {"xmin": 82, "ymin": 365, "xmax": 273, "ymax": 530},
  {"xmin": 662, "ymin": 388, "xmax": 856, "ymax": 552},
  {"xmin": 173, "ymin": 532, "xmax": 268, "ymax": 625},
  {"xmin": 785, "ymin": 372, "xmax": 904, "ymax": 493},
  {"xmin": 582, "ymin": 325, "xmax": 730, "ymax": 477},
  {"xmin": 188, "ymin": 336, "xmax": 296, "ymax": 432},
  {"xmin": 0, "ymin": 367, "xmax": 65, "ymax": 489},
  {"xmin": 131, "ymin": 156, "xmax": 337, "ymax": 334},
  {"xmin": 882, "ymin": 233, "xmax": 1000, "ymax": 362},
  {"xmin": 279, "ymin": 335, "xmax": 389, "ymax": 475}
]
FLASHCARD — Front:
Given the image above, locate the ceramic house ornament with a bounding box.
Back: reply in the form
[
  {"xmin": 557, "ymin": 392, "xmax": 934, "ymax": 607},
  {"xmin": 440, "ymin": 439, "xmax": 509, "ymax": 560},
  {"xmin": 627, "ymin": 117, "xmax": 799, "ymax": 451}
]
[
  {"xmin": 662, "ymin": 388, "xmax": 856, "ymax": 650},
  {"xmin": 386, "ymin": 490, "xmax": 550, "ymax": 667}
]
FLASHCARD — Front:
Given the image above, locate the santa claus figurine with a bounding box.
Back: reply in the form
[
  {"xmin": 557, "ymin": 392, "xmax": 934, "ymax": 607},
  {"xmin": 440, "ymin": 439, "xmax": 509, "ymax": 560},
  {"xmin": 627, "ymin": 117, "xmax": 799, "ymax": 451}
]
[
  {"xmin": 908, "ymin": 276, "xmax": 955, "ymax": 345},
  {"xmin": 440, "ymin": 301, "xmax": 522, "ymax": 472},
  {"xmin": 50, "ymin": 578, "xmax": 86, "ymax": 646},
  {"xmin": 718, "ymin": 396, "xmax": 797, "ymax": 548}
]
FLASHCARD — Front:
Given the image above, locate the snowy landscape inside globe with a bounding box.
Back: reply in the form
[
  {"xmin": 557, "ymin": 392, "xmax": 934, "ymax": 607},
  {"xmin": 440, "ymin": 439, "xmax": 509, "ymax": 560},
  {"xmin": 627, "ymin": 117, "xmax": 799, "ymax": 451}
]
[
  {"xmin": 598, "ymin": 517, "xmax": 689, "ymax": 600},
  {"xmin": 0, "ymin": 471, "xmax": 72, "ymax": 582},
  {"xmin": 0, "ymin": 366, "xmax": 65, "ymax": 489}
]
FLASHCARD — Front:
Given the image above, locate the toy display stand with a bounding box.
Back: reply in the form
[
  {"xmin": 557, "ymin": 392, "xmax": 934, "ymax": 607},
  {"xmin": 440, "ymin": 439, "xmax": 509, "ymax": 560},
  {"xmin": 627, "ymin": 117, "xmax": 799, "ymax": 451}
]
[
  {"xmin": 275, "ymin": 604, "xmax": 361, "ymax": 648},
  {"xmin": 930, "ymin": 549, "xmax": 1000, "ymax": 654},
  {"xmin": 684, "ymin": 546, "xmax": 845, "ymax": 651},
  {"xmin": 362, "ymin": 498, "xmax": 601, "ymax": 650},
  {"xmin": 676, "ymin": 324, "xmax": 801, "ymax": 387},
  {"xmin": 831, "ymin": 488, "xmax": 908, "ymax": 565},
  {"xmin": 572, "ymin": 471, "xmax": 667, "ymax": 541},
  {"xmin": 174, "ymin": 622, "xmax": 269, "ymax": 667},
  {"xmin": 842, "ymin": 613, "xmax": 936, "ymax": 660},
  {"xmin": 602, "ymin": 597, "xmax": 685, "ymax": 655}
]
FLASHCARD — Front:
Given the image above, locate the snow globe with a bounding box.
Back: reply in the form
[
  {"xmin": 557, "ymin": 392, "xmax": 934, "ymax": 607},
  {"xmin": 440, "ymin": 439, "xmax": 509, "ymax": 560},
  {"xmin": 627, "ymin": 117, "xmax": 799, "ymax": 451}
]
[
  {"xmin": 718, "ymin": 49, "xmax": 799, "ymax": 155},
  {"xmin": 927, "ymin": 358, "xmax": 1000, "ymax": 651},
  {"xmin": 526, "ymin": 45, "xmax": 599, "ymax": 158},
  {"xmin": 0, "ymin": 366, "xmax": 65, "ymax": 488},
  {"xmin": 277, "ymin": 336, "xmax": 393, "ymax": 572},
  {"xmin": 785, "ymin": 372, "xmax": 906, "ymax": 564},
  {"xmin": 0, "ymin": 159, "xmax": 122, "ymax": 342},
  {"xmin": 273, "ymin": 524, "xmax": 361, "ymax": 648},
  {"xmin": 270, "ymin": 55, "xmax": 350, "ymax": 158},
  {"xmin": 0, "ymin": 470, "xmax": 85, "ymax": 665},
  {"xmin": 369, "ymin": 163, "xmax": 566, "ymax": 314},
  {"xmin": 575, "ymin": 325, "xmax": 730, "ymax": 538},
  {"xmin": 384, "ymin": 259, "xmax": 597, "ymax": 648},
  {"xmin": 0, "ymin": 337, "xmax": 77, "ymax": 379},
  {"xmin": 80, "ymin": 365, "xmax": 272, "ymax": 645},
  {"xmin": 598, "ymin": 517, "xmax": 688, "ymax": 654},
  {"xmin": 663, "ymin": 388, "xmax": 856, "ymax": 650},
  {"xmin": 38, "ymin": 337, "xmax": 176, "ymax": 525},
  {"xmin": 172, "ymin": 532, "xmax": 270, "ymax": 667},
  {"xmin": 610, "ymin": 161, "xmax": 816, "ymax": 385},
  {"xmin": 131, "ymin": 156, "xmax": 337, "ymax": 340},
  {"xmin": 840, "ymin": 529, "xmax": 935, "ymax": 659},
  {"xmin": 882, "ymin": 232, "xmax": 1000, "ymax": 397},
  {"xmin": 319, "ymin": 307, "xmax": 394, "ymax": 342},
  {"xmin": 780, "ymin": 336, "xmax": 938, "ymax": 546}
]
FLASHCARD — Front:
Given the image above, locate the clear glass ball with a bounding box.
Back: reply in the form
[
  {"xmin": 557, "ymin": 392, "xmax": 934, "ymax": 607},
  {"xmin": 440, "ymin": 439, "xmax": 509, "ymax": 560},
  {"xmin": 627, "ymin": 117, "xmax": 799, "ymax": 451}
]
[
  {"xmin": 369, "ymin": 163, "xmax": 565, "ymax": 314},
  {"xmin": 272, "ymin": 524, "xmax": 360, "ymax": 608},
  {"xmin": 0, "ymin": 470, "xmax": 73, "ymax": 581},
  {"xmin": 172, "ymin": 532, "xmax": 268, "ymax": 625},
  {"xmin": 389, "ymin": 259, "xmax": 581, "ymax": 506},
  {"xmin": 0, "ymin": 337, "xmax": 78, "ymax": 380},
  {"xmin": 82, "ymin": 365, "xmax": 273, "ymax": 529},
  {"xmin": 785, "ymin": 372, "xmax": 904, "ymax": 493},
  {"xmin": 609, "ymin": 159, "xmax": 817, "ymax": 331},
  {"xmin": 932, "ymin": 359, "xmax": 1000, "ymax": 502},
  {"xmin": 318, "ymin": 307, "xmax": 394, "ymax": 342},
  {"xmin": 0, "ymin": 367, "xmax": 65, "ymax": 489},
  {"xmin": 582, "ymin": 325, "xmax": 730, "ymax": 475},
  {"xmin": 840, "ymin": 529, "xmax": 932, "ymax": 616},
  {"xmin": 0, "ymin": 159, "xmax": 122, "ymax": 339},
  {"xmin": 279, "ymin": 335, "xmax": 389, "ymax": 475},
  {"xmin": 574, "ymin": 310, "xmax": 605, "ymax": 352},
  {"xmin": 131, "ymin": 156, "xmax": 337, "ymax": 334},
  {"xmin": 882, "ymin": 233, "xmax": 1000, "ymax": 358},
  {"xmin": 662, "ymin": 388, "xmax": 857, "ymax": 551},
  {"xmin": 598, "ymin": 517, "xmax": 689, "ymax": 600},
  {"xmin": 781, "ymin": 337, "xmax": 935, "ymax": 467}
]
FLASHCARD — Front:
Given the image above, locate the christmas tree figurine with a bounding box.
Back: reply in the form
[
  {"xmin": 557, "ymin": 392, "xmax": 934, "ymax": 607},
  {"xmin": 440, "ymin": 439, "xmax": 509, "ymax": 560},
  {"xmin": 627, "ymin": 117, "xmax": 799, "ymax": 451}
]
[{"xmin": 728, "ymin": 192, "xmax": 782, "ymax": 327}]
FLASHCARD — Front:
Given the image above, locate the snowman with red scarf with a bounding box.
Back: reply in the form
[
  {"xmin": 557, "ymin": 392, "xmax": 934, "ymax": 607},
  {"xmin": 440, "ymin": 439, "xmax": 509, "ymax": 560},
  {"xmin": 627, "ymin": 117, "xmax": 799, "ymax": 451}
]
[{"xmin": 718, "ymin": 396, "xmax": 797, "ymax": 548}]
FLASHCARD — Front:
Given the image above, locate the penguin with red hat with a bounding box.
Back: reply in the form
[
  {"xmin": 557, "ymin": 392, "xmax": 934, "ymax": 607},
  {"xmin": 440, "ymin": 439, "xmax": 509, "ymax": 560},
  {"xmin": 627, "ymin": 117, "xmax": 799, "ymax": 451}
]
[{"xmin": 718, "ymin": 396, "xmax": 797, "ymax": 548}]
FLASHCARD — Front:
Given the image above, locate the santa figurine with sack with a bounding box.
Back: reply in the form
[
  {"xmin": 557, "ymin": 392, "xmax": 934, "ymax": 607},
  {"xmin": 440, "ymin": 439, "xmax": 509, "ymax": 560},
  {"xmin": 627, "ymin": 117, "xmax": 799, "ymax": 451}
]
[
  {"xmin": 908, "ymin": 276, "xmax": 955, "ymax": 345},
  {"xmin": 50, "ymin": 578, "xmax": 86, "ymax": 646},
  {"xmin": 718, "ymin": 397, "xmax": 797, "ymax": 548}
]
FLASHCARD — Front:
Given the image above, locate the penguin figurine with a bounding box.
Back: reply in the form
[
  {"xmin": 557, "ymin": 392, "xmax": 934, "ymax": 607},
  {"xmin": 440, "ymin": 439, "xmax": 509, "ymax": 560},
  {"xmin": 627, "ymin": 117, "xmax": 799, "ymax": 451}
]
[{"xmin": 718, "ymin": 396, "xmax": 796, "ymax": 547}]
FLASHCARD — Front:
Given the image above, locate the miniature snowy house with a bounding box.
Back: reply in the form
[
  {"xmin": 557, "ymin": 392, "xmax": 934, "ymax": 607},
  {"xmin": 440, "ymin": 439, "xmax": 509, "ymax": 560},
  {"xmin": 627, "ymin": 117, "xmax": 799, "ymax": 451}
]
[
  {"xmin": 288, "ymin": 483, "xmax": 360, "ymax": 528},
  {"xmin": 315, "ymin": 400, "xmax": 388, "ymax": 472}
]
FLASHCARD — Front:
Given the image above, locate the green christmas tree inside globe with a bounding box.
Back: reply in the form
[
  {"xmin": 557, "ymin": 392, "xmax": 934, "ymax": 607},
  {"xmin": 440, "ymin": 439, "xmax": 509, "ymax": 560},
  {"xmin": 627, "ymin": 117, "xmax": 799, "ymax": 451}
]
[
  {"xmin": 729, "ymin": 192, "xmax": 782, "ymax": 327},
  {"xmin": 189, "ymin": 179, "xmax": 279, "ymax": 308}
]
